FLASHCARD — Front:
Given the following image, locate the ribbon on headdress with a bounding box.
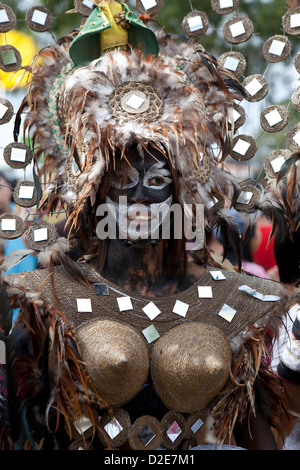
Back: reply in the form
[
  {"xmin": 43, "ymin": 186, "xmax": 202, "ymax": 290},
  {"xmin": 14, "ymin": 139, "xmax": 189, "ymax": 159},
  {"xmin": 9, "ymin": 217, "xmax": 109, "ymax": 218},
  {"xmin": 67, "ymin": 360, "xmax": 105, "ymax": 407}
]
[{"xmin": 100, "ymin": 3, "xmax": 128, "ymax": 53}]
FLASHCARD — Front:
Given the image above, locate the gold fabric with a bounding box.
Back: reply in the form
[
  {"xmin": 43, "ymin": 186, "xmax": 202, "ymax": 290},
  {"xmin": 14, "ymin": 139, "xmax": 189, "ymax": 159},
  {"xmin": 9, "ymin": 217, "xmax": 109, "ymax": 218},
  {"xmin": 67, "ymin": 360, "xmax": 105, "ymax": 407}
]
[{"xmin": 100, "ymin": 3, "xmax": 128, "ymax": 53}]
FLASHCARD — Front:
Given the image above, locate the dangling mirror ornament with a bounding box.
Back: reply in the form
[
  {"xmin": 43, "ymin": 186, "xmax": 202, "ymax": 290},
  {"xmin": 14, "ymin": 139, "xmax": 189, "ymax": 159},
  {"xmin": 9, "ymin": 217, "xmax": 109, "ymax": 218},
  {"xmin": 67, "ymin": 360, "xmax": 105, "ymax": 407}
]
[
  {"xmin": 0, "ymin": 4, "xmax": 16, "ymax": 33},
  {"xmin": 128, "ymin": 416, "xmax": 162, "ymax": 450},
  {"xmin": 13, "ymin": 181, "xmax": 37, "ymax": 208},
  {"xmin": 217, "ymin": 51, "xmax": 246, "ymax": 78},
  {"xmin": 294, "ymin": 51, "xmax": 300, "ymax": 73},
  {"xmin": 0, "ymin": 214, "xmax": 26, "ymax": 240},
  {"xmin": 260, "ymin": 105, "xmax": 289, "ymax": 133},
  {"xmin": 211, "ymin": 0, "xmax": 239, "ymax": 15},
  {"xmin": 98, "ymin": 408, "xmax": 131, "ymax": 447},
  {"xmin": 161, "ymin": 411, "xmax": 186, "ymax": 450},
  {"xmin": 282, "ymin": 6, "xmax": 300, "ymax": 36},
  {"xmin": 89, "ymin": 0, "xmax": 116, "ymax": 6},
  {"xmin": 25, "ymin": 221, "xmax": 59, "ymax": 252},
  {"xmin": 26, "ymin": 6, "xmax": 53, "ymax": 32},
  {"xmin": 135, "ymin": 0, "xmax": 163, "ymax": 16},
  {"xmin": 0, "ymin": 45, "xmax": 21, "ymax": 72},
  {"xmin": 206, "ymin": 192, "xmax": 225, "ymax": 213},
  {"xmin": 3, "ymin": 142, "xmax": 33, "ymax": 169},
  {"xmin": 264, "ymin": 150, "xmax": 292, "ymax": 180},
  {"xmin": 233, "ymin": 185, "xmax": 261, "ymax": 213},
  {"xmin": 0, "ymin": 98, "xmax": 13, "ymax": 125},
  {"xmin": 182, "ymin": 11, "xmax": 209, "ymax": 38},
  {"xmin": 242, "ymin": 74, "xmax": 269, "ymax": 102},
  {"xmin": 262, "ymin": 35, "xmax": 291, "ymax": 63},
  {"xmin": 223, "ymin": 16, "xmax": 254, "ymax": 44},
  {"xmin": 74, "ymin": 0, "xmax": 96, "ymax": 17},
  {"xmin": 287, "ymin": 123, "xmax": 300, "ymax": 152},
  {"xmin": 291, "ymin": 87, "xmax": 300, "ymax": 112},
  {"xmin": 230, "ymin": 135, "xmax": 257, "ymax": 162},
  {"xmin": 228, "ymin": 103, "xmax": 246, "ymax": 131}
]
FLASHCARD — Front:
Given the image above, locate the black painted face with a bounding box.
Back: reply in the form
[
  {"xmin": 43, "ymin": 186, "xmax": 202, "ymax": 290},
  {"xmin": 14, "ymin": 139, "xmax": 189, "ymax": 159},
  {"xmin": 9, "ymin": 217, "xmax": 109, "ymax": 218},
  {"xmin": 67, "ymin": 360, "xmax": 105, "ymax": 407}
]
[
  {"xmin": 106, "ymin": 147, "xmax": 174, "ymax": 243},
  {"xmin": 108, "ymin": 148, "xmax": 173, "ymax": 205}
]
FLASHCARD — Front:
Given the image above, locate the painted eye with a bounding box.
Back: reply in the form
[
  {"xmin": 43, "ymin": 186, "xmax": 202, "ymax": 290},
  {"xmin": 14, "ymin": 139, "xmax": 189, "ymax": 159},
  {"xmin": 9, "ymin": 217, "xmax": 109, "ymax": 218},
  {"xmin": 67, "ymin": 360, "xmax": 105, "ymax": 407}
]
[
  {"xmin": 110, "ymin": 168, "xmax": 139, "ymax": 189},
  {"xmin": 148, "ymin": 176, "xmax": 164, "ymax": 187}
]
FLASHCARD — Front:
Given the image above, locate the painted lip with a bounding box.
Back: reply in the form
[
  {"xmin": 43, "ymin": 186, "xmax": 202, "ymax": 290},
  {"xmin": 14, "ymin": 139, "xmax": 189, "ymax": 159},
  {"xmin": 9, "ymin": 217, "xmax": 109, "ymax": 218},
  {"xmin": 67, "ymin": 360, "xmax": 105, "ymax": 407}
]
[
  {"xmin": 127, "ymin": 207, "xmax": 151, "ymax": 222},
  {"xmin": 104, "ymin": 195, "xmax": 173, "ymax": 238}
]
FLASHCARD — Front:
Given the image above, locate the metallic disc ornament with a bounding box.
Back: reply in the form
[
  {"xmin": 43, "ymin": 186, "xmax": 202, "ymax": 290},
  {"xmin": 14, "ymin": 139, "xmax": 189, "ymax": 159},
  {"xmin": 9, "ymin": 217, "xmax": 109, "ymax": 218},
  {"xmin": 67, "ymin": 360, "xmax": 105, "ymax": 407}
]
[{"xmin": 109, "ymin": 81, "xmax": 164, "ymax": 123}]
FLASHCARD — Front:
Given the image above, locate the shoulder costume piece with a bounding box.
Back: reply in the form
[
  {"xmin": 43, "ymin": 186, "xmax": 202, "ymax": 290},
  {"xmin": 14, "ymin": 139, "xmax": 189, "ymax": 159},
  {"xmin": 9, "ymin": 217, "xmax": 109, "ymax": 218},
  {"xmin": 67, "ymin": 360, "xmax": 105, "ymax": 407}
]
[{"xmin": 0, "ymin": 0, "xmax": 299, "ymax": 450}]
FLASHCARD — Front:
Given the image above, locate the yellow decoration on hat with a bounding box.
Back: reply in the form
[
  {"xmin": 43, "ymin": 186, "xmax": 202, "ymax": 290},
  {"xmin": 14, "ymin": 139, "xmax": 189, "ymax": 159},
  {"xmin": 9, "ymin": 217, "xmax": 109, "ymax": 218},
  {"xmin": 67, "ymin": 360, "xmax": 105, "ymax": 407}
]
[
  {"xmin": 100, "ymin": 3, "xmax": 128, "ymax": 53},
  {"xmin": 91, "ymin": 0, "xmax": 116, "ymax": 7}
]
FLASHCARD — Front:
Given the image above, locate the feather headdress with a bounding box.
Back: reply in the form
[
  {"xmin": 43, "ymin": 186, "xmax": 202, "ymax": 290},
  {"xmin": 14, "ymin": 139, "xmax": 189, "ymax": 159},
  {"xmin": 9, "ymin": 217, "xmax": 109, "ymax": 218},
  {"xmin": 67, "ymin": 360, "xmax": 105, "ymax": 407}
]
[
  {"xmin": 17, "ymin": 33, "xmax": 245, "ymax": 242},
  {"xmin": 16, "ymin": 30, "xmax": 296, "ymax": 271}
]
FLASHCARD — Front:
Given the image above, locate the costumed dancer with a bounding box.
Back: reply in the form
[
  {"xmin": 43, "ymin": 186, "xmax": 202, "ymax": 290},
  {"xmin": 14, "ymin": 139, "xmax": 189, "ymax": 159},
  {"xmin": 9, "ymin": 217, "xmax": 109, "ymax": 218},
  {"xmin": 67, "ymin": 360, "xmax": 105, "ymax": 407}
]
[{"xmin": 0, "ymin": 1, "xmax": 299, "ymax": 450}]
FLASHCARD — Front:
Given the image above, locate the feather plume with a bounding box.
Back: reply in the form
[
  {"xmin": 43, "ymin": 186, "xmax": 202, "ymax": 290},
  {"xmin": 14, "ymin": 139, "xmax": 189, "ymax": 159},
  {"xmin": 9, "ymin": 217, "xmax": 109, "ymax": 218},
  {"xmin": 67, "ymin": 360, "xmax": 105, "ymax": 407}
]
[
  {"xmin": 212, "ymin": 325, "xmax": 289, "ymax": 445},
  {"xmin": 0, "ymin": 282, "xmax": 20, "ymax": 444},
  {"xmin": 0, "ymin": 249, "xmax": 35, "ymax": 274}
]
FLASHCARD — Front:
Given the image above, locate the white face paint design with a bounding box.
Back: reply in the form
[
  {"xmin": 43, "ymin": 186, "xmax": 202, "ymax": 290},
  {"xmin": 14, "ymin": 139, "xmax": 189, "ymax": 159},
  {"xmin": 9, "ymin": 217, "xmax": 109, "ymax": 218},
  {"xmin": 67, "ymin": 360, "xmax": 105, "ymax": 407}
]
[
  {"xmin": 105, "ymin": 195, "xmax": 173, "ymax": 241},
  {"xmin": 110, "ymin": 167, "xmax": 139, "ymax": 190},
  {"xmin": 143, "ymin": 162, "xmax": 173, "ymax": 191},
  {"xmin": 110, "ymin": 162, "xmax": 172, "ymax": 191},
  {"xmin": 105, "ymin": 161, "xmax": 174, "ymax": 241}
]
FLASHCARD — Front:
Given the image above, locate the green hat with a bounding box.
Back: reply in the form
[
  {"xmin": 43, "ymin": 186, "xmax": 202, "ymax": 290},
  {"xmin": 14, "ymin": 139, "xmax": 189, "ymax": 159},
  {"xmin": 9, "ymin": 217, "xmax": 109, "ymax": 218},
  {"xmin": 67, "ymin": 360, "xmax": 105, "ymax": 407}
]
[{"xmin": 69, "ymin": 3, "xmax": 159, "ymax": 66}]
